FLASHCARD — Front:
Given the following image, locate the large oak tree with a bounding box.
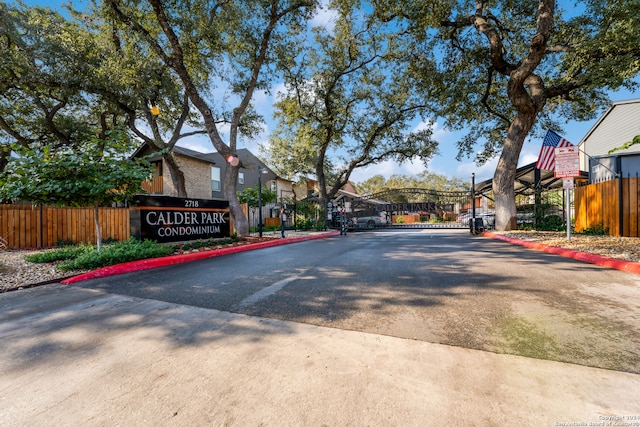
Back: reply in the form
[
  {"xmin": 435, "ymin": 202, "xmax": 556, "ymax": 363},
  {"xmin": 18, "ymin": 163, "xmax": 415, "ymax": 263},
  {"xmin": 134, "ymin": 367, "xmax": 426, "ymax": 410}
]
[
  {"xmin": 0, "ymin": 3, "xmax": 112, "ymax": 172},
  {"xmin": 0, "ymin": 2, "xmax": 214, "ymax": 198},
  {"xmin": 264, "ymin": 3, "xmax": 439, "ymax": 210},
  {"xmin": 103, "ymin": 0, "xmax": 318, "ymax": 235},
  {"xmin": 379, "ymin": 0, "xmax": 640, "ymax": 230}
]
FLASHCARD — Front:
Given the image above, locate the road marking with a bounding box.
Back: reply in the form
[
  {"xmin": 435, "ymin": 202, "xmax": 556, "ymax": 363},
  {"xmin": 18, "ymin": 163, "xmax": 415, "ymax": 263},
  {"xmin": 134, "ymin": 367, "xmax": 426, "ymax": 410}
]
[{"xmin": 232, "ymin": 276, "xmax": 299, "ymax": 311}]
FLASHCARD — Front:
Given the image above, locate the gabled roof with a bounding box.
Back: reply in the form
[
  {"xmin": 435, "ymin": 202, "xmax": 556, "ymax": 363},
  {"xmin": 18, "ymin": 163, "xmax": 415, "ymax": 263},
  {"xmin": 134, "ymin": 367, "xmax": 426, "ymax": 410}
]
[
  {"xmin": 474, "ymin": 161, "xmax": 588, "ymax": 196},
  {"xmin": 132, "ymin": 142, "xmax": 284, "ymax": 182},
  {"xmin": 172, "ymin": 146, "xmax": 218, "ymax": 164},
  {"xmin": 131, "ymin": 142, "xmax": 217, "ymax": 165},
  {"xmin": 579, "ymin": 98, "xmax": 640, "ymax": 147},
  {"xmin": 234, "ymin": 148, "xmax": 277, "ymax": 175}
]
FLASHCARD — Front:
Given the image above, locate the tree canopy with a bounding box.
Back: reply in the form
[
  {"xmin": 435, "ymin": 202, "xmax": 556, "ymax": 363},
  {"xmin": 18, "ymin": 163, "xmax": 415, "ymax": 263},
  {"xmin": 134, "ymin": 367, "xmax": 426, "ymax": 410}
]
[
  {"xmin": 0, "ymin": 129, "xmax": 152, "ymax": 249},
  {"xmin": 354, "ymin": 172, "xmax": 469, "ymax": 196},
  {"xmin": 3, "ymin": 0, "xmax": 640, "ymax": 235},
  {"xmin": 0, "ymin": 2, "xmax": 116, "ymax": 171},
  {"xmin": 263, "ymin": 3, "xmax": 439, "ymax": 209},
  {"xmin": 375, "ymin": 0, "xmax": 640, "ymax": 229},
  {"xmin": 0, "ymin": 1, "xmax": 219, "ymax": 198},
  {"xmin": 238, "ymin": 184, "xmax": 277, "ymax": 210},
  {"xmin": 100, "ymin": 0, "xmax": 318, "ymax": 235}
]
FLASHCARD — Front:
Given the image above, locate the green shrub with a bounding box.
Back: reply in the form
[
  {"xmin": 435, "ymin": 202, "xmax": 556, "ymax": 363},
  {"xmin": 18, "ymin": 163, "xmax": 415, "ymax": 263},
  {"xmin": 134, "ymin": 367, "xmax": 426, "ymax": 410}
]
[
  {"xmin": 25, "ymin": 243, "xmax": 94, "ymax": 263},
  {"xmin": 295, "ymin": 218, "xmax": 317, "ymax": 230},
  {"xmin": 579, "ymin": 223, "xmax": 609, "ymax": 236},
  {"xmin": 58, "ymin": 239, "xmax": 174, "ymax": 271},
  {"xmin": 259, "ymin": 225, "xmax": 281, "ymax": 232},
  {"xmin": 517, "ymin": 221, "xmax": 535, "ymax": 231},
  {"xmin": 176, "ymin": 236, "xmax": 240, "ymax": 251},
  {"xmin": 28, "ymin": 235, "xmax": 247, "ymax": 272},
  {"xmin": 535, "ymin": 215, "xmax": 565, "ymax": 231}
]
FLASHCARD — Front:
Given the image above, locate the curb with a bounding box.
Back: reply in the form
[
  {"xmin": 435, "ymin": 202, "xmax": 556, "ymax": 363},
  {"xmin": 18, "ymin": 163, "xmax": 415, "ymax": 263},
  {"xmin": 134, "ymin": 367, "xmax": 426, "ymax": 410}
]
[
  {"xmin": 61, "ymin": 231, "xmax": 340, "ymax": 284},
  {"xmin": 482, "ymin": 231, "xmax": 640, "ymax": 275}
]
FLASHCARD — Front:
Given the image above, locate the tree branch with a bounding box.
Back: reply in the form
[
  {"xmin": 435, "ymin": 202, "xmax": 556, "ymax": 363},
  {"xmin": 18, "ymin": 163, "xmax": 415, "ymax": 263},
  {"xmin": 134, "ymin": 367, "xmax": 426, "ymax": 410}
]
[{"xmin": 481, "ymin": 66, "xmax": 511, "ymax": 125}]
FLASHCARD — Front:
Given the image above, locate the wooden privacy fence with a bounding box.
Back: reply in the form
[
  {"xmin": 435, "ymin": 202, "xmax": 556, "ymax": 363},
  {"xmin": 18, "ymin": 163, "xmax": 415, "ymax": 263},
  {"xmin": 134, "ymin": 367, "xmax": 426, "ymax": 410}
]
[
  {"xmin": 574, "ymin": 176, "xmax": 640, "ymax": 237},
  {"xmin": 0, "ymin": 204, "xmax": 130, "ymax": 249},
  {"xmin": 141, "ymin": 176, "xmax": 163, "ymax": 194}
]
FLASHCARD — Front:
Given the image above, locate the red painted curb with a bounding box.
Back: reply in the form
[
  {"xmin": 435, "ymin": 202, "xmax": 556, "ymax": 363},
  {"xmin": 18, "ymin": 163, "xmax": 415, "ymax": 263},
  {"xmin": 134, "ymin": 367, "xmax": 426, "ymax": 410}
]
[
  {"xmin": 61, "ymin": 231, "xmax": 340, "ymax": 284},
  {"xmin": 482, "ymin": 231, "xmax": 640, "ymax": 275}
]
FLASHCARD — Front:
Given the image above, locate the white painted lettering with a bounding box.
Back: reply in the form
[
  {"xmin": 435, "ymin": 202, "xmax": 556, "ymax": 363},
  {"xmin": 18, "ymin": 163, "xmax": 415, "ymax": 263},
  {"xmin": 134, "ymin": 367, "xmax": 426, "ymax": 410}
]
[
  {"xmin": 156, "ymin": 212, "xmax": 166, "ymax": 225},
  {"xmin": 146, "ymin": 212, "xmax": 158, "ymax": 225},
  {"xmin": 201, "ymin": 212, "xmax": 213, "ymax": 224}
]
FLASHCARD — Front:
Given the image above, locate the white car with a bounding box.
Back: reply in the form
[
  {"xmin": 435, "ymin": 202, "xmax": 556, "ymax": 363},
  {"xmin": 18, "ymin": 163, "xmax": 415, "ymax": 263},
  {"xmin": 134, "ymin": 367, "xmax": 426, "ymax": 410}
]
[{"xmin": 348, "ymin": 212, "xmax": 389, "ymax": 229}]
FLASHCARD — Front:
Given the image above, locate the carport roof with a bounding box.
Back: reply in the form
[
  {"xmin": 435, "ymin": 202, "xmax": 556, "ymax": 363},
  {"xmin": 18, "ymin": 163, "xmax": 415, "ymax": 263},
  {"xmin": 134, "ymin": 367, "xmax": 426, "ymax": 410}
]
[{"xmin": 474, "ymin": 162, "xmax": 589, "ymax": 196}]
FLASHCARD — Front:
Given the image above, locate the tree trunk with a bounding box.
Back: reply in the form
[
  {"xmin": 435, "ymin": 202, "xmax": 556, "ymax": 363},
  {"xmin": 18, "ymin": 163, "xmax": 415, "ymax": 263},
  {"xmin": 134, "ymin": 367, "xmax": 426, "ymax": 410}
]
[
  {"xmin": 0, "ymin": 152, "xmax": 8, "ymax": 203},
  {"xmin": 225, "ymin": 165, "xmax": 248, "ymax": 235},
  {"xmin": 316, "ymin": 155, "xmax": 329, "ymax": 225},
  {"xmin": 94, "ymin": 202, "xmax": 103, "ymax": 251},
  {"xmin": 0, "ymin": 150, "xmax": 8, "ymax": 174},
  {"xmin": 493, "ymin": 113, "xmax": 537, "ymax": 231},
  {"xmin": 164, "ymin": 152, "xmax": 188, "ymax": 197}
]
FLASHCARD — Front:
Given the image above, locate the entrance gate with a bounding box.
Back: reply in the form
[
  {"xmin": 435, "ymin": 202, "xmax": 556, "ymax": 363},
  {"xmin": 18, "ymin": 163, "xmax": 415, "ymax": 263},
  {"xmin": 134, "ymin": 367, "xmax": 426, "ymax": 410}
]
[{"xmin": 347, "ymin": 188, "xmax": 474, "ymax": 229}]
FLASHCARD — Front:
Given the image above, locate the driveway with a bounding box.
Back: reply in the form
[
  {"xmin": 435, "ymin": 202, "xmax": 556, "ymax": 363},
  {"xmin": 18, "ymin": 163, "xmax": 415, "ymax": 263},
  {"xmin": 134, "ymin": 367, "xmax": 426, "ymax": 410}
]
[
  {"xmin": 1, "ymin": 230, "xmax": 639, "ymax": 425},
  {"xmin": 75, "ymin": 229, "xmax": 640, "ymax": 373}
]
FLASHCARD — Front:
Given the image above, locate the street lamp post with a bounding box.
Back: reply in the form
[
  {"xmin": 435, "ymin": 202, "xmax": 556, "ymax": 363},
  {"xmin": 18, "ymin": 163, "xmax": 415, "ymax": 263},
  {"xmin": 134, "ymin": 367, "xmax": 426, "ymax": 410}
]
[
  {"xmin": 471, "ymin": 172, "xmax": 476, "ymax": 234},
  {"xmin": 280, "ymin": 190, "xmax": 286, "ymax": 238},
  {"xmin": 258, "ymin": 167, "xmax": 267, "ymax": 237}
]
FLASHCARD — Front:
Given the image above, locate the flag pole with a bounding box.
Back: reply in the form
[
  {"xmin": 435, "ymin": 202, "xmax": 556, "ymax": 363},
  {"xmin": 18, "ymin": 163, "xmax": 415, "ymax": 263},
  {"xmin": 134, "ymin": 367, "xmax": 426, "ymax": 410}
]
[{"xmin": 566, "ymin": 187, "xmax": 571, "ymax": 241}]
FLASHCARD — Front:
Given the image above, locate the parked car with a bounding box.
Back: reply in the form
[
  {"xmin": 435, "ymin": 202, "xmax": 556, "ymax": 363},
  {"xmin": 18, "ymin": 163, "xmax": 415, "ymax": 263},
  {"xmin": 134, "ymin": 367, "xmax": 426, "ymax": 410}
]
[
  {"xmin": 480, "ymin": 211, "xmax": 495, "ymax": 230},
  {"xmin": 457, "ymin": 212, "xmax": 474, "ymax": 226},
  {"xmin": 457, "ymin": 211, "xmax": 495, "ymax": 230},
  {"xmin": 348, "ymin": 212, "xmax": 390, "ymax": 229}
]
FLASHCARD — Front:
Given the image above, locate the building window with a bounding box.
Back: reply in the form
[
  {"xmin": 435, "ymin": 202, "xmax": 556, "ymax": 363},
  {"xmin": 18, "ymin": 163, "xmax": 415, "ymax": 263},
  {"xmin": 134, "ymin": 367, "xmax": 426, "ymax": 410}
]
[
  {"xmin": 238, "ymin": 172, "xmax": 244, "ymax": 185},
  {"xmin": 211, "ymin": 166, "xmax": 221, "ymax": 191}
]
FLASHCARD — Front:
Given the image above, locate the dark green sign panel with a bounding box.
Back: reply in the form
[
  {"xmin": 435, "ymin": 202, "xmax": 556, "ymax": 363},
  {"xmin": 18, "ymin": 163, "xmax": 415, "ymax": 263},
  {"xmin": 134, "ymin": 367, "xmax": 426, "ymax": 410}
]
[{"xmin": 130, "ymin": 195, "xmax": 230, "ymax": 243}]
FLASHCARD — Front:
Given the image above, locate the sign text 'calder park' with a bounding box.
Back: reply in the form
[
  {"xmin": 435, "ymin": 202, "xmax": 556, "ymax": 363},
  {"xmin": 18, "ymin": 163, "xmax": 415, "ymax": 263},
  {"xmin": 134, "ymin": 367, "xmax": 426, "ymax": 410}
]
[
  {"xmin": 375, "ymin": 202, "xmax": 438, "ymax": 213},
  {"xmin": 130, "ymin": 195, "xmax": 230, "ymax": 243}
]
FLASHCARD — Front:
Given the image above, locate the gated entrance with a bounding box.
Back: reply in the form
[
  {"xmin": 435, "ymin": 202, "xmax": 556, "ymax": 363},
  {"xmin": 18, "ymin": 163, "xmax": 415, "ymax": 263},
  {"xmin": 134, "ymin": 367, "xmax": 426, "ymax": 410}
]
[{"xmin": 344, "ymin": 188, "xmax": 478, "ymax": 229}]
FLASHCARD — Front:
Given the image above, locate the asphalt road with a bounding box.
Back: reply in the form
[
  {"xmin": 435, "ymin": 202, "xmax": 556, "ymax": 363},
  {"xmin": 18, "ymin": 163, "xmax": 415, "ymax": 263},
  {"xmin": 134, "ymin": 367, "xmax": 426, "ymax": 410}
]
[
  {"xmin": 4, "ymin": 229, "xmax": 640, "ymax": 425},
  {"xmin": 77, "ymin": 229, "xmax": 640, "ymax": 372}
]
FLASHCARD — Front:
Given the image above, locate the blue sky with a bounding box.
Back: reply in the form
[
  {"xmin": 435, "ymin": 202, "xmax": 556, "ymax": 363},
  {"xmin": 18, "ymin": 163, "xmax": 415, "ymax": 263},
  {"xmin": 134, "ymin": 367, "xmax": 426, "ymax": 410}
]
[{"xmin": 18, "ymin": 0, "xmax": 640, "ymax": 184}]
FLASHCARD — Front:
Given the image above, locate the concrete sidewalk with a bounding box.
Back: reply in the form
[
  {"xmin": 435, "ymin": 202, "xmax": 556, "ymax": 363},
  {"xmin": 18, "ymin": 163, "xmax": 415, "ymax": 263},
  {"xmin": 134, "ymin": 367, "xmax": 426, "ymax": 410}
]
[{"xmin": 1, "ymin": 284, "xmax": 639, "ymax": 426}]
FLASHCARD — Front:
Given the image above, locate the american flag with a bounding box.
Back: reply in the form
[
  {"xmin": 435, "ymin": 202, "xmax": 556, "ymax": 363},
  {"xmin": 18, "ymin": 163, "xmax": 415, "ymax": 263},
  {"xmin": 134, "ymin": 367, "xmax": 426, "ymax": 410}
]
[{"xmin": 536, "ymin": 130, "xmax": 574, "ymax": 170}]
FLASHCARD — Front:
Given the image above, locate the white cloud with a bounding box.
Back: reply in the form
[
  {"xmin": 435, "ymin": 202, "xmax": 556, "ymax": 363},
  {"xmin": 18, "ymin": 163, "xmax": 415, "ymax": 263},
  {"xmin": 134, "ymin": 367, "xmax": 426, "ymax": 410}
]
[
  {"xmin": 238, "ymin": 121, "xmax": 270, "ymax": 153},
  {"xmin": 402, "ymin": 158, "xmax": 429, "ymax": 176},
  {"xmin": 455, "ymin": 158, "xmax": 497, "ymax": 183},
  {"xmin": 349, "ymin": 158, "xmax": 430, "ymax": 183},
  {"xmin": 520, "ymin": 149, "xmax": 540, "ymax": 167},
  {"xmin": 349, "ymin": 161, "xmax": 393, "ymax": 183},
  {"xmin": 252, "ymin": 88, "xmax": 270, "ymax": 109},
  {"xmin": 272, "ymin": 82, "xmax": 288, "ymax": 101},
  {"xmin": 178, "ymin": 136, "xmax": 214, "ymax": 153},
  {"xmin": 413, "ymin": 119, "xmax": 448, "ymax": 140},
  {"xmin": 310, "ymin": 0, "xmax": 338, "ymax": 32}
]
